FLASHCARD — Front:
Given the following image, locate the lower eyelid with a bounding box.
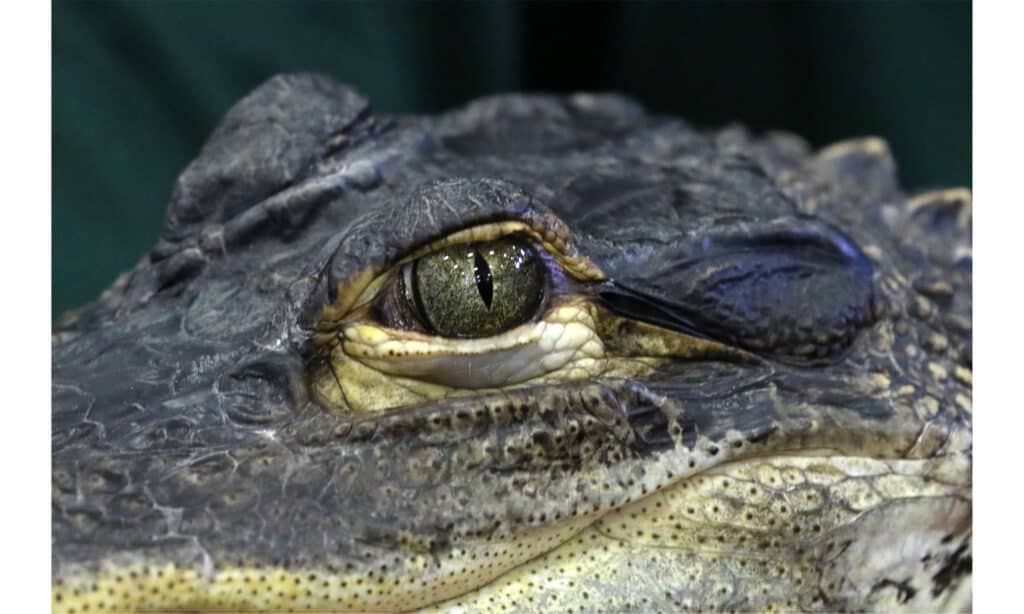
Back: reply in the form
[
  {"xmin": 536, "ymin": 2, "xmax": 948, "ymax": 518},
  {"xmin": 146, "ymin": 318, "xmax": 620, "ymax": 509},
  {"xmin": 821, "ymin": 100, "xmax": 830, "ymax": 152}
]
[
  {"xmin": 357, "ymin": 340, "xmax": 574, "ymax": 388},
  {"xmin": 341, "ymin": 301, "xmax": 604, "ymax": 388}
]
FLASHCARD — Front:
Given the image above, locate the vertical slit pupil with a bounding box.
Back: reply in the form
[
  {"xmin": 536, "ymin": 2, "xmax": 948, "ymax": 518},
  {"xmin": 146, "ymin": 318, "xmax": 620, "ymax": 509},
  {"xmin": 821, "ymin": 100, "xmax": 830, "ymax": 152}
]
[{"xmin": 473, "ymin": 250, "xmax": 493, "ymax": 309}]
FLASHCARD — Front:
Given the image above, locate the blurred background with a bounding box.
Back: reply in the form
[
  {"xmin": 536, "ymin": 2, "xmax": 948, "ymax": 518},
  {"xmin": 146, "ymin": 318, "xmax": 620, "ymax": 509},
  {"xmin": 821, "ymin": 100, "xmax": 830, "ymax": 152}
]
[{"xmin": 52, "ymin": 0, "xmax": 970, "ymax": 316}]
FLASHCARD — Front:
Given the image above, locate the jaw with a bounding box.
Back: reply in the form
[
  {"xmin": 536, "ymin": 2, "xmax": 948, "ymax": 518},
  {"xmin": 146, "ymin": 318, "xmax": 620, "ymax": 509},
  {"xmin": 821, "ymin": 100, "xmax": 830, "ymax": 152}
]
[
  {"xmin": 53, "ymin": 312, "xmax": 972, "ymax": 614},
  {"xmin": 52, "ymin": 446, "xmax": 970, "ymax": 614},
  {"xmin": 434, "ymin": 451, "xmax": 971, "ymax": 613}
]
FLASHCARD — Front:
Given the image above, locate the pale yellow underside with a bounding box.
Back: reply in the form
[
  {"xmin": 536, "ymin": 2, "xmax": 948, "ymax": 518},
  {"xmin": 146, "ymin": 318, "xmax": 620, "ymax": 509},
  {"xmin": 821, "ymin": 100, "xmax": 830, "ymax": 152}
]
[{"xmin": 53, "ymin": 453, "xmax": 970, "ymax": 613}]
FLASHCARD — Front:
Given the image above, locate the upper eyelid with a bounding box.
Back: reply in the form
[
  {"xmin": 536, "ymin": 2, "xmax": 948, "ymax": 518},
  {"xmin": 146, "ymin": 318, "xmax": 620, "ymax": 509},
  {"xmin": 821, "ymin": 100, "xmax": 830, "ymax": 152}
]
[
  {"xmin": 336, "ymin": 222, "xmax": 605, "ymax": 319},
  {"xmin": 392, "ymin": 221, "xmax": 604, "ymax": 281}
]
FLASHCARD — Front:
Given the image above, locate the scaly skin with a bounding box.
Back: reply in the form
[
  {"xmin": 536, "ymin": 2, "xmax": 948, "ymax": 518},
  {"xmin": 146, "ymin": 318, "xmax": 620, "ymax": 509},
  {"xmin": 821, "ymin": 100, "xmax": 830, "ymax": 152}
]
[{"xmin": 52, "ymin": 74, "xmax": 971, "ymax": 612}]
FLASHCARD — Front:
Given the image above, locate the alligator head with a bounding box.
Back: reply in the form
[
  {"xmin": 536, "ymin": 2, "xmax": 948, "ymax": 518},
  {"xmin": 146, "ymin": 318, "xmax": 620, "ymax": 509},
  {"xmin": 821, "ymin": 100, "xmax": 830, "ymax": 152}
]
[{"xmin": 52, "ymin": 74, "xmax": 972, "ymax": 612}]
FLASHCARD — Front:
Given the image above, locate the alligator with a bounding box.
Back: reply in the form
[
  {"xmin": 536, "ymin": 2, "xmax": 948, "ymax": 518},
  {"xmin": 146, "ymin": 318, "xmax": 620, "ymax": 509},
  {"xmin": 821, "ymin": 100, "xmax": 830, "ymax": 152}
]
[{"xmin": 52, "ymin": 74, "xmax": 972, "ymax": 613}]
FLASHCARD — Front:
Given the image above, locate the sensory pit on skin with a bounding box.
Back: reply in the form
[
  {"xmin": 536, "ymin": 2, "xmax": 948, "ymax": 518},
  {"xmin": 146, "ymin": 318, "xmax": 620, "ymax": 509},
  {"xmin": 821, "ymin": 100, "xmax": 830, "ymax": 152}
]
[
  {"xmin": 52, "ymin": 205, "xmax": 972, "ymax": 614},
  {"xmin": 53, "ymin": 76, "xmax": 972, "ymax": 614},
  {"xmin": 56, "ymin": 198, "xmax": 970, "ymax": 613},
  {"xmin": 296, "ymin": 213, "xmax": 967, "ymax": 612}
]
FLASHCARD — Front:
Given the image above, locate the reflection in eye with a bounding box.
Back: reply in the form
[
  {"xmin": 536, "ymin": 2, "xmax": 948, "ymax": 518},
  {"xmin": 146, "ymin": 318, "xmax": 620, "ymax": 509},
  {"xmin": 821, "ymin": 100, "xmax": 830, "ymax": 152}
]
[{"xmin": 402, "ymin": 237, "xmax": 546, "ymax": 338}]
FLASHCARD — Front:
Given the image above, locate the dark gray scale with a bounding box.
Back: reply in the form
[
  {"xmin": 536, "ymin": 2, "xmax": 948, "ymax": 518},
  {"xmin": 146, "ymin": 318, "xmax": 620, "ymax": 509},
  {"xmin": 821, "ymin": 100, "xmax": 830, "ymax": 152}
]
[
  {"xmin": 549, "ymin": 172, "xmax": 877, "ymax": 364},
  {"xmin": 52, "ymin": 73, "xmax": 970, "ymax": 613}
]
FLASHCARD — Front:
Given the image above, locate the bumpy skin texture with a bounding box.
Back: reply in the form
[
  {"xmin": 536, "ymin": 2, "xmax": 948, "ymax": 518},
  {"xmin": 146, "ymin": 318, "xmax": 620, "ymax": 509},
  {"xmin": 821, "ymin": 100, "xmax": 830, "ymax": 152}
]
[{"xmin": 52, "ymin": 74, "xmax": 971, "ymax": 612}]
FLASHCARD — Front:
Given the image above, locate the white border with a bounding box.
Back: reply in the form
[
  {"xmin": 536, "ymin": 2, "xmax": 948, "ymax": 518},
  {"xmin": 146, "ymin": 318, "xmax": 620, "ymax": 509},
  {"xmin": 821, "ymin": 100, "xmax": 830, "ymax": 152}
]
[
  {"xmin": 0, "ymin": 0, "xmax": 51, "ymax": 608},
  {"xmin": 15, "ymin": 1, "xmax": 997, "ymax": 610},
  {"xmin": 974, "ymin": 2, "xmax": 1022, "ymax": 612}
]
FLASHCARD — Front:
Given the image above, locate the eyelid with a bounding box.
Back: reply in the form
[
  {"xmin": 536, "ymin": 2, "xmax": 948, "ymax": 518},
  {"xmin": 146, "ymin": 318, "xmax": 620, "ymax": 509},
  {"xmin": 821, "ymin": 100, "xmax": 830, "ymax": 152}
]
[
  {"xmin": 397, "ymin": 221, "xmax": 602, "ymax": 281},
  {"xmin": 339, "ymin": 297, "xmax": 604, "ymax": 388},
  {"xmin": 342, "ymin": 221, "xmax": 604, "ymax": 315}
]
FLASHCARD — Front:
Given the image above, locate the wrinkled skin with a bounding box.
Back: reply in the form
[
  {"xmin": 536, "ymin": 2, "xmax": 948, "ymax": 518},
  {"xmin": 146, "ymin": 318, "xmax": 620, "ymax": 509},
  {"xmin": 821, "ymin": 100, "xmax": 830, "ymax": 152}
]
[{"xmin": 52, "ymin": 74, "xmax": 971, "ymax": 612}]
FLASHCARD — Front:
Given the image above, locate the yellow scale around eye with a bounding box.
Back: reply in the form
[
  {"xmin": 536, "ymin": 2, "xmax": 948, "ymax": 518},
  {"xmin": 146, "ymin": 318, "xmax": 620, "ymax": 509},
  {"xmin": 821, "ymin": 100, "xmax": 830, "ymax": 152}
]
[
  {"xmin": 310, "ymin": 220, "xmax": 746, "ymax": 414},
  {"xmin": 315, "ymin": 298, "xmax": 607, "ymax": 413},
  {"xmin": 309, "ymin": 219, "xmax": 614, "ymax": 413}
]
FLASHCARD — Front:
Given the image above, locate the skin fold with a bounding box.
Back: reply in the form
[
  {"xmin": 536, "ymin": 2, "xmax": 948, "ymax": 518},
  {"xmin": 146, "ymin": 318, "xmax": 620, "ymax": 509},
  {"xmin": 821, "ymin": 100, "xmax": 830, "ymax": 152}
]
[{"xmin": 52, "ymin": 74, "xmax": 971, "ymax": 612}]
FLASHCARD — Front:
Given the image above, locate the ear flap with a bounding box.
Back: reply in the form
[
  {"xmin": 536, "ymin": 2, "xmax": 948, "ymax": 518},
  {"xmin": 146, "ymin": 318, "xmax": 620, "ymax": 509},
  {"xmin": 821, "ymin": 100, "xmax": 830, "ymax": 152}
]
[
  {"xmin": 598, "ymin": 218, "xmax": 877, "ymax": 364},
  {"xmin": 161, "ymin": 74, "xmax": 369, "ymax": 244}
]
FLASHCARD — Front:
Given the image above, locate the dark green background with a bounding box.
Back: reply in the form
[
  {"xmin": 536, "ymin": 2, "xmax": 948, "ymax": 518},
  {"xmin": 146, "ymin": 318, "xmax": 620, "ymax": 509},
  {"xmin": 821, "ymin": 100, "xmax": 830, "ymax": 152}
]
[{"xmin": 53, "ymin": 0, "xmax": 971, "ymax": 316}]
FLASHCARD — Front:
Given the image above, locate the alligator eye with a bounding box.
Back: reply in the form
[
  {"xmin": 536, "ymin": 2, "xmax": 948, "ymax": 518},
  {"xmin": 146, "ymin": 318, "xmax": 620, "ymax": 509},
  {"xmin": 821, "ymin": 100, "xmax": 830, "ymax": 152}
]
[{"xmin": 403, "ymin": 237, "xmax": 545, "ymax": 338}]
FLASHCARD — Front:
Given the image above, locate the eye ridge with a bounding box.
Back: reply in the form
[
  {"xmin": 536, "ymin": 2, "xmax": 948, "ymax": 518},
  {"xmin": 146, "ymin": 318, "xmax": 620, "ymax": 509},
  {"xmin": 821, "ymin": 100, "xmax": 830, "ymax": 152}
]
[{"xmin": 473, "ymin": 250, "xmax": 494, "ymax": 309}]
